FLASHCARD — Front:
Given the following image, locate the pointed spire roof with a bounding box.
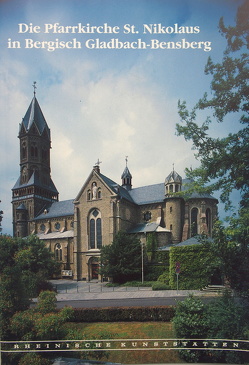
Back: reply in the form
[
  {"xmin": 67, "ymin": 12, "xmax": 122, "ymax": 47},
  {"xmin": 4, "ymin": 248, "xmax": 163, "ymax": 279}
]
[
  {"xmin": 121, "ymin": 156, "xmax": 132, "ymax": 179},
  {"xmin": 20, "ymin": 96, "xmax": 50, "ymax": 138},
  {"xmin": 165, "ymin": 169, "xmax": 182, "ymax": 184},
  {"xmin": 121, "ymin": 166, "xmax": 132, "ymax": 179}
]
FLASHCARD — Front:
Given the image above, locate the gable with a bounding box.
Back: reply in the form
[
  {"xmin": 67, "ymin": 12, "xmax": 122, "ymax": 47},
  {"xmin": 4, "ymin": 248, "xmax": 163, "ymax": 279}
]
[{"xmin": 74, "ymin": 170, "xmax": 116, "ymax": 203}]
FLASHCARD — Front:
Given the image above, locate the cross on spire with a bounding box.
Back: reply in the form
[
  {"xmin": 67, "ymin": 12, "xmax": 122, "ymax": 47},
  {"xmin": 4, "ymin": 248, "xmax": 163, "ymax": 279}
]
[
  {"xmin": 95, "ymin": 158, "xmax": 102, "ymax": 167},
  {"xmin": 32, "ymin": 81, "xmax": 37, "ymax": 96},
  {"xmin": 125, "ymin": 156, "xmax": 128, "ymax": 167},
  {"xmin": 173, "ymin": 162, "xmax": 175, "ymax": 171}
]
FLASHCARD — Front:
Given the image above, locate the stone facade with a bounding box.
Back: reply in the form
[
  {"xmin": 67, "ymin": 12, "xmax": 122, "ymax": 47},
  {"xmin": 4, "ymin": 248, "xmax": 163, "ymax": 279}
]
[{"xmin": 12, "ymin": 95, "xmax": 218, "ymax": 281}]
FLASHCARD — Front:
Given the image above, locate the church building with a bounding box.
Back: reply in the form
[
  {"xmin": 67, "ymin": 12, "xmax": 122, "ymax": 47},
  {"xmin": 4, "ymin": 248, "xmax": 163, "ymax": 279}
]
[{"xmin": 12, "ymin": 93, "xmax": 218, "ymax": 281}]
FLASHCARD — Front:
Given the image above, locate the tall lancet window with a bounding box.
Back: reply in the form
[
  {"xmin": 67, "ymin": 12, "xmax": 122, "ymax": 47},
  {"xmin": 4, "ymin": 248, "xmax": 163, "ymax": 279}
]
[
  {"xmin": 89, "ymin": 209, "xmax": 102, "ymax": 249},
  {"xmin": 191, "ymin": 207, "xmax": 198, "ymax": 236}
]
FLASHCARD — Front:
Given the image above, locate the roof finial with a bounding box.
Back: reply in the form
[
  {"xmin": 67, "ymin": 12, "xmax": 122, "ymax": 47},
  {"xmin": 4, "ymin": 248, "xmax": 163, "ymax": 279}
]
[
  {"xmin": 173, "ymin": 162, "xmax": 175, "ymax": 172},
  {"xmin": 32, "ymin": 81, "xmax": 37, "ymax": 96},
  {"xmin": 95, "ymin": 158, "xmax": 102, "ymax": 167},
  {"xmin": 125, "ymin": 156, "xmax": 128, "ymax": 167}
]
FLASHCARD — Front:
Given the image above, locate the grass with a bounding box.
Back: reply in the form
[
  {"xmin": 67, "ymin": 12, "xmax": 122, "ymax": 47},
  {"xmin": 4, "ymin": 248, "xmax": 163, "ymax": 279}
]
[{"xmin": 64, "ymin": 321, "xmax": 183, "ymax": 364}]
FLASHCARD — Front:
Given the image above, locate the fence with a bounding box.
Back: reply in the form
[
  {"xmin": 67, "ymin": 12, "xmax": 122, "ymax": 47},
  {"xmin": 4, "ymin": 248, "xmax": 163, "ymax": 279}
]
[{"xmin": 53, "ymin": 282, "xmax": 151, "ymax": 294}]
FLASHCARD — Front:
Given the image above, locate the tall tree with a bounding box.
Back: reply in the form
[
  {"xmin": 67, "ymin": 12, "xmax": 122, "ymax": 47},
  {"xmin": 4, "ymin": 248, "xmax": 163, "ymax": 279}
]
[
  {"xmin": 176, "ymin": 1, "xmax": 249, "ymax": 211},
  {"xmin": 100, "ymin": 231, "xmax": 142, "ymax": 283},
  {"xmin": 0, "ymin": 235, "xmax": 59, "ymax": 339}
]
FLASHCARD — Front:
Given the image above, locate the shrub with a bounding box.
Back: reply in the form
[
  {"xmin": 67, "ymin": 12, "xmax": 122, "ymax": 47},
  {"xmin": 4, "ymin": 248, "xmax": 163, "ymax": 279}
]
[
  {"xmin": 152, "ymin": 282, "xmax": 171, "ymax": 290},
  {"xmin": 205, "ymin": 293, "xmax": 249, "ymax": 363},
  {"xmin": 172, "ymin": 293, "xmax": 249, "ymax": 363},
  {"xmin": 172, "ymin": 295, "xmax": 209, "ymax": 362},
  {"xmin": 18, "ymin": 353, "xmax": 52, "ymax": 365},
  {"xmin": 157, "ymin": 271, "xmax": 170, "ymax": 285},
  {"xmin": 72, "ymin": 306, "xmax": 175, "ymax": 322},
  {"xmin": 10, "ymin": 311, "xmax": 39, "ymax": 340},
  {"xmin": 145, "ymin": 264, "xmax": 165, "ymax": 281},
  {"xmin": 36, "ymin": 290, "xmax": 57, "ymax": 314},
  {"xmin": 123, "ymin": 280, "xmax": 154, "ymax": 287}
]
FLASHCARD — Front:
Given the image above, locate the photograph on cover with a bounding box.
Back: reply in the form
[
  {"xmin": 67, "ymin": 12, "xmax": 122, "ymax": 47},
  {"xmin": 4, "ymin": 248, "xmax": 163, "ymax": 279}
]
[{"xmin": 0, "ymin": 0, "xmax": 248, "ymax": 364}]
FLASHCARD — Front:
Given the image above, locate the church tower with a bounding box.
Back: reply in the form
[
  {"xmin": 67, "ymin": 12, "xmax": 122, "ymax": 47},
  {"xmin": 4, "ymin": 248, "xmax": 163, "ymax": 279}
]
[
  {"xmin": 12, "ymin": 84, "xmax": 59, "ymax": 237},
  {"xmin": 121, "ymin": 157, "xmax": 132, "ymax": 191},
  {"xmin": 165, "ymin": 167, "xmax": 184, "ymax": 243}
]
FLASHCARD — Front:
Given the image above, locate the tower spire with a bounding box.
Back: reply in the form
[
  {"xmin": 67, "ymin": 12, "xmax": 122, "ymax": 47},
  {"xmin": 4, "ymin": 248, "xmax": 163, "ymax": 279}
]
[{"xmin": 121, "ymin": 157, "xmax": 132, "ymax": 191}]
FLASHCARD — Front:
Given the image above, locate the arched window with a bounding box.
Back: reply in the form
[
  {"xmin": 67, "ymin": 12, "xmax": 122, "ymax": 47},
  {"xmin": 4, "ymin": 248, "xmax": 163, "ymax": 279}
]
[
  {"xmin": 22, "ymin": 142, "xmax": 27, "ymax": 159},
  {"xmin": 40, "ymin": 223, "xmax": 45, "ymax": 232},
  {"xmin": 87, "ymin": 189, "xmax": 91, "ymax": 201},
  {"xmin": 97, "ymin": 188, "xmax": 102, "ymax": 199},
  {"xmin": 55, "ymin": 222, "xmax": 61, "ymax": 231},
  {"xmin": 31, "ymin": 143, "xmax": 38, "ymax": 158},
  {"xmin": 206, "ymin": 208, "xmax": 211, "ymax": 235},
  {"xmin": 42, "ymin": 149, "xmax": 48, "ymax": 161},
  {"xmin": 170, "ymin": 206, "xmax": 173, "ymax": 213},
  {"xmin": 191, "ymin": 208, "xmax": 198, "ymax": 236},
  {"xmin": 55, "ymin": 243, "xmax": 62, "ymax": 261},
  {"xmin": 89, "ymin": 209, "xmax": 102, "ymax": 249},
  {"xmin": 21, "ymin": 166, "xmax": 27, "ymax": 184}
]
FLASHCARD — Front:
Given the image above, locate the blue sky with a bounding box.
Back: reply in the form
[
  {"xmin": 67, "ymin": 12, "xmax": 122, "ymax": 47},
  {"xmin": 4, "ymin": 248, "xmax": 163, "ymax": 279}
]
[{"xmin": 0, "ymin": 0, "xmax": 243, "ymax": 235}]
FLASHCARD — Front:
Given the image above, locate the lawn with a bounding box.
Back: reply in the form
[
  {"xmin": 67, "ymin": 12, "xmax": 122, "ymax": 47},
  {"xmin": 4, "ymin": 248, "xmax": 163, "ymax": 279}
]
[{"xmin": 64, "ymin": 321, "xmax": 183, "ymax": 364}]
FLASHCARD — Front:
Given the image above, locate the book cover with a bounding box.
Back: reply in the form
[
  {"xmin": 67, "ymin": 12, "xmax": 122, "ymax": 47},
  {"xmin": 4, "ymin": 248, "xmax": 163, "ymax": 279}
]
[{"xmin": 0, "ymin": 0, "xmax": 247, "ymax": 364}]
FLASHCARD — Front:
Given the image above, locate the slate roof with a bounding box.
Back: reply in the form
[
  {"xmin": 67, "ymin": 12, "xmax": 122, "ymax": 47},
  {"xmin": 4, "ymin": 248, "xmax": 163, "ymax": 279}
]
[
  {"xmin": 128, "ymin": 178, "xmax": 217, "ymax": 205},
  {"xmin": 12, "ymin": 171, "xmax": 58, "ymax": 193},
  {"xmin": 129, "ymin": 183, "xmax": 165, "ymax": 205},
  {"xmin": 34, "ymin": 199, "xmax": 74, "ymax": 220},
  {"xmin": 37, "ymin": 230, "xmax": 74, "ymax": 240},
  {"xmin": 181, "ymin": 178, "xmax": 218, "ymax": 200},
  {"xmin": 127, "ymin": 222, "xmax": 170, "ymax": 234},
  {"xmin": 165, "ymin": 169, "xmax": 182, "ymax": 184},
  {"xmin": 16, "ymin": 203, "xmax": 27, "ymax": 210},
  {"xmin": 31, "ymin": 173, "xmax": 217, "ymax": 223},
  {"xmin": 158, "ymin": 235, "xmax": 213, "ymax": 251},
  {"xmin": 21, "ymin": 96, "xmax": 50, "ymax": 137},
  {"xmin": 99, "ymin": 173, "xmax": 135, "ymax": 203},
  {"xmin": 121, "ymin": 166, "xmax": 132, "ymax": 179}
]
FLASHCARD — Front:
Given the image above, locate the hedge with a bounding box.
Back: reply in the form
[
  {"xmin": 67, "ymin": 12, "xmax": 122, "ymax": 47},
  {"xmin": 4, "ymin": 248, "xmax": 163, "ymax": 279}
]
[
  {"xmin": 169, "ymin": 243, "xmax": 218, "ymax": 290},
  {"xmin": 71, "ymin": 306, "xmax": 175, "ymax": 322}
]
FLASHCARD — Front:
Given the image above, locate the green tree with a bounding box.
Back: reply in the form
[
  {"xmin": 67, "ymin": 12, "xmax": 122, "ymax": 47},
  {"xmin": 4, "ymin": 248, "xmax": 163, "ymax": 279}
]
[
  {"xmin": 15, "ymin": 235, "xmax": 60, "ymax": 296},
  {"xmin": 9, "ymin": 291, "xmax": 73, "ymax": 365},
  {"xmin": 36, "ymin": 290, "xmax": 57, "ymax": 314},
  {"xmin": 176, "ymin": 1, "xmax": 249, "ymax": 210},
  {"xmin": 10, "ymin": 291, "xmax": 73, "ymax": 341},
  {"xmin": 176, "ymin": 2, "xmax": 249, "ymax": 299},
  {"xmin": 172, "ymin": 295, "xmax": 209, "ymax": 362},
  {"xmin": 100, "ymin": 231, "xmax": 142, "ymax": 283},
  {"xmin": 173, "ymin": 294, "xmax": 248, "ymax": 363},
  {"xmin": 211, "ymin": 220, "xmax": 249, "ymax": 295},
  {"xmin": 0, "ymin": 235, "xmax": 59, "ymax": 340}
]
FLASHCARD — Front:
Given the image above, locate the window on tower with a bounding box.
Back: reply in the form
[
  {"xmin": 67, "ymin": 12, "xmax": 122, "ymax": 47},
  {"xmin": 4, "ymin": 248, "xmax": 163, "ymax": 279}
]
[
  {"xmin": 31, "ymin": 143, "xmax": 38, "ymax": 158},
  {"xmin": 22, "ymin": 142, "xmax": 27, "ymax": 159},
  {"xmin": 42, "ymin": 149, "xmax": 48, "ymax": 161}
]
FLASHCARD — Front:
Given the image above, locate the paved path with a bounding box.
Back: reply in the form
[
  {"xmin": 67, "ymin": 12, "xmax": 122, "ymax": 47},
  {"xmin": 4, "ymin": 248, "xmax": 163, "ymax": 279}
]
[{"xmin": 47, "ymin": 279, "xmax": 215, "ymax": 302}]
